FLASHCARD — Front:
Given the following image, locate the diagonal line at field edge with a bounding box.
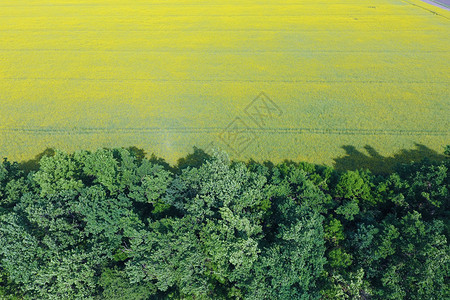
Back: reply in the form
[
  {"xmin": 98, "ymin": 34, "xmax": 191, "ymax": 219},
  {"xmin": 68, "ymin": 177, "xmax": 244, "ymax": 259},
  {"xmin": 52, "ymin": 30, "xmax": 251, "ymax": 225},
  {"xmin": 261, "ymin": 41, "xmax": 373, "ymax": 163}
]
[{"xmin": 402, "ymin": 0, "xmax": 450, "ymax": 18}]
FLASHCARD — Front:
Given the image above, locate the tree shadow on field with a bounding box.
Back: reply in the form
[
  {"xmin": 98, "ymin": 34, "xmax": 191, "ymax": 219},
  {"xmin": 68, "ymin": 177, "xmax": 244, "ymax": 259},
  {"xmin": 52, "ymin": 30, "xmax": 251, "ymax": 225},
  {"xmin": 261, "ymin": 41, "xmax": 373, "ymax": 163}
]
[
  {"xmin": 175, "ymin": 146, "xmax": 212, "ymax": 173},
  {"xmin": 333, "ymin": 143, "xmax": 447, "ymax": 174},
  {"xmin": 126, "ymin": 146, "xmax": 147, "ymax": 163},
  {"xmin": 17, "ymin": 146, "xmax": 172, "ymax": 173},
  {"xmin": 16, "ymin": 143, "xmax": 446, "ymax": 176},
  {"xmin": 18, "ymin": 148, "xmax": 56, "ymax": 173}
]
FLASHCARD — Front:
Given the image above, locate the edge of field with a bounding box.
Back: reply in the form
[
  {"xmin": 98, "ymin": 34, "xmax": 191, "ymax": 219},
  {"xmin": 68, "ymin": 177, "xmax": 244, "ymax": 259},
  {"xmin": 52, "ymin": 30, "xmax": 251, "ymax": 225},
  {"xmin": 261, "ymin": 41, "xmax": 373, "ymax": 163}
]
[{"xmin": 405, "ymin": 0, "xmax": 450, "ymax": 17}]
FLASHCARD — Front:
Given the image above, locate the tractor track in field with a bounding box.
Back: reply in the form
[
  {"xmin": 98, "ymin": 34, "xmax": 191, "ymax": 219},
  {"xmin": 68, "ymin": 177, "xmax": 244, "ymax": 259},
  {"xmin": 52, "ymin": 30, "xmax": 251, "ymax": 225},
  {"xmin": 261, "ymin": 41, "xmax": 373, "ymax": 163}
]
[
  {"xmin": 1, "ymin": 78, "xmax": 449, "ymax": 84},
  {"xmin": 0, "ymin": 127, "xmax": 448, "ymax": 137}
]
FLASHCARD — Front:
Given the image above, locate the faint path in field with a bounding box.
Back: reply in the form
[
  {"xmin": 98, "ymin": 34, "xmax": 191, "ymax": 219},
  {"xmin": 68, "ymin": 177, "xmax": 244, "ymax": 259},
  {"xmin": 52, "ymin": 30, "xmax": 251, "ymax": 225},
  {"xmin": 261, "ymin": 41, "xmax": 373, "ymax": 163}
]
[{"xmin": 0, "ymin": 127, "xmax": 448, "ymax": 137}]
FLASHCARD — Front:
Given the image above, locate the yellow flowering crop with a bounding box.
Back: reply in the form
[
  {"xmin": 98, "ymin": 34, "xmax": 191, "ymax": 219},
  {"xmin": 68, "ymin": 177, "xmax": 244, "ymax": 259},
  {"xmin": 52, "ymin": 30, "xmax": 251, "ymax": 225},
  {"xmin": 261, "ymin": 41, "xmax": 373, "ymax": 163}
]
[{"xmin": 0, "ymin": 0, "xmax": 449, "ymax": 166}]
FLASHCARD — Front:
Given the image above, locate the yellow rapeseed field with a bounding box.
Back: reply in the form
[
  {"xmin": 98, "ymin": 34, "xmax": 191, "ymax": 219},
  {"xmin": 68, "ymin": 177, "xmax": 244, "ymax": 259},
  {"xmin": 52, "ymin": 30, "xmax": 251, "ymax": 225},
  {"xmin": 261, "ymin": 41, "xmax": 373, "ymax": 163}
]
[{"xmin": 0, "ymin": 0, "xmax": 449, "ymax": 167}]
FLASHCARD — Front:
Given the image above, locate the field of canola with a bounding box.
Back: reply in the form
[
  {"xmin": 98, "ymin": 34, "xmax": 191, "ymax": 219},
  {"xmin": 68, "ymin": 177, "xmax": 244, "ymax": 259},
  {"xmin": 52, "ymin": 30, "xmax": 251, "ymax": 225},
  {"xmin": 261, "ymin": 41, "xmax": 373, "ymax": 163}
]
[{"xmin": 0, "ymin": 0, "xmax": 449, "ymax": 166}]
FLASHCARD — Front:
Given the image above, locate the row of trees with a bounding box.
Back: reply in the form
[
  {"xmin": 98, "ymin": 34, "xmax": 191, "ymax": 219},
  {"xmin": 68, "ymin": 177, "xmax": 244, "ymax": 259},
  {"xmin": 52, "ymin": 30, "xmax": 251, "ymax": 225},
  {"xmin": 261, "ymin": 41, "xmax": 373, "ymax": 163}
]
[{"xmin": 0, "ymin": 146, "xmax": 448, "ymax": 299}]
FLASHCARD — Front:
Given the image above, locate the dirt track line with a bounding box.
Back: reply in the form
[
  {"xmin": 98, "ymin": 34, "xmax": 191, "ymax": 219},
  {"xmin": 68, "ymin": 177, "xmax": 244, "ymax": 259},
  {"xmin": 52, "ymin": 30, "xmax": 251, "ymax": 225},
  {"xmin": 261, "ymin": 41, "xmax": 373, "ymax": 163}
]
[
  {"xmin": 0, "ymin": 29, "xmax": 445, "ymax": 32},
  {"xmin": 0, "ymin": 127, "xmax": 448, "ymax": 137},
  {"xmin": 1, "ymin": 78, "xmax": 449, "ymax": 84},
  {"xmin": 2, "ymin": 49, "xmax": 448, "ymax": 53}
]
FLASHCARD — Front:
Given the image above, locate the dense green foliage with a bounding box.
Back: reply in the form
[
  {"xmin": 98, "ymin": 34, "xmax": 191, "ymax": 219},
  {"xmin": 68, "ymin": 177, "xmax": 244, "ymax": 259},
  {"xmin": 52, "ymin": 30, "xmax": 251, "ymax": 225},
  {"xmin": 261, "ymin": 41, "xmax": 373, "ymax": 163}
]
[{"xmin": 0, "ymin": 147, "xmax": 448, "ymax": 299}]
